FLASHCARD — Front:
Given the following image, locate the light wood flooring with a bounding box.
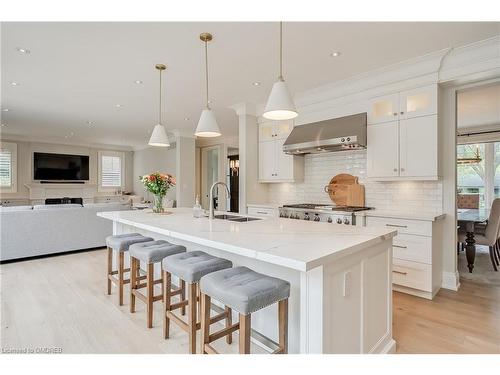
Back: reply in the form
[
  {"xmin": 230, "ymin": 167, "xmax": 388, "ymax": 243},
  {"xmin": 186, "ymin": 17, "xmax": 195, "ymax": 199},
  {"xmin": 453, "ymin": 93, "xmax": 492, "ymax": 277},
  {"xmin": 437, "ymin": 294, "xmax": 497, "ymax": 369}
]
[{"xmin": 1, "ymin": 249, "xmax": 499, "ymax": 354}]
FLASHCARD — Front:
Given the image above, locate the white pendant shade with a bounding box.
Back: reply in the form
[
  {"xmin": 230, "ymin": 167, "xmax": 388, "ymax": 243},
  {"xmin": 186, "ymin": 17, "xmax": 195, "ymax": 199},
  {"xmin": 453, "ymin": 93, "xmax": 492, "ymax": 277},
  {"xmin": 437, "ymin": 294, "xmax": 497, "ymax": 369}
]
[
  {"xmin": 148, "ymin": 124, "xmax": 170, "ymax": 147},
  {"xmin": 263, "ymin": 79, "xmax": 298, "ymax": 120},
  {"xmin": 195, "ymin": 108, "xmax": 221, "ymax": 137}
]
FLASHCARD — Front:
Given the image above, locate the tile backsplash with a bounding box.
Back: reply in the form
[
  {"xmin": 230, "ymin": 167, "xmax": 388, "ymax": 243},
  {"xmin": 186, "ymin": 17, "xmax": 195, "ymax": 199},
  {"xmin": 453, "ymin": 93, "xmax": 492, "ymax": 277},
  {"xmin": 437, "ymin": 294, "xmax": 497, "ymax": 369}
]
[{"xmin": 267, "ymin": 150, "xmax": 443, "ymax": 214}]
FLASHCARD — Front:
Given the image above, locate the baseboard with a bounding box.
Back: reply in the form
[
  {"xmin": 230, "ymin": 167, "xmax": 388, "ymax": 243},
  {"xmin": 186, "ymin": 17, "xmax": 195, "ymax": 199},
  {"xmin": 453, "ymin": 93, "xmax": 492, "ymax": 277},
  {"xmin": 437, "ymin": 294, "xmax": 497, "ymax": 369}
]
[
  {"xmin": 441, "ymin": 271, "xmax": 460, "ymax": 291},
  {"xmin": 393, "ymin": 285, "xmax": 433, "ymax": 300}
]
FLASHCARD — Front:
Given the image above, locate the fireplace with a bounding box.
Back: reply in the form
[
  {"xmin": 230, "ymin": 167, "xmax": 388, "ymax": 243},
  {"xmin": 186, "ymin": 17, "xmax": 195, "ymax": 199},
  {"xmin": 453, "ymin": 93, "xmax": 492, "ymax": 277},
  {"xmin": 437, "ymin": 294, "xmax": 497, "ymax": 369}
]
[{"xmin": 45, "ymin": 197, "xmax": 83, "ymax": 205}]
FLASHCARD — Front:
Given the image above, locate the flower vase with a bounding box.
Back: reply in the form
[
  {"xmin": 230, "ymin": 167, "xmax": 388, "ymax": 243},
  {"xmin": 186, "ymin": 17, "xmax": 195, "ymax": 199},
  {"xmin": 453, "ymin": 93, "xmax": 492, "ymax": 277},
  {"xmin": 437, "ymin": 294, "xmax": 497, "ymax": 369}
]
[{"xmin": 152, "ymin": 194, "xmax": 165, "ymax": 213}]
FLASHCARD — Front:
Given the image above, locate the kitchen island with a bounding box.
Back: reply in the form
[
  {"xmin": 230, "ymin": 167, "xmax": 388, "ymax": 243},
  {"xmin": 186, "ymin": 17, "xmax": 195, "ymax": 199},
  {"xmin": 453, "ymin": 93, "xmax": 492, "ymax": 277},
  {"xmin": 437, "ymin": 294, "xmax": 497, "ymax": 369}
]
[{"xmin": 98, "ymin": 208, "xmax": 397, "ymax": 354}]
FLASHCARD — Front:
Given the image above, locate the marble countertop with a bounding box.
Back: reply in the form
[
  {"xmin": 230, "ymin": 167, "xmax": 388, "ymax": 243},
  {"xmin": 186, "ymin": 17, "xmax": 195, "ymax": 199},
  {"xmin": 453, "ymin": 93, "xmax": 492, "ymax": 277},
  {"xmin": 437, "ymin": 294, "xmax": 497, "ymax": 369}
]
[
  {"xmin": 98, "ymin": 208, "xmax": 396, "ymax": 272},
  {"xmin": 355, "ymin": 210, "xmax": 445, "ymax": 221},
  {"xmin": 246, "ymin": 203, "xmax": 281, "ymax": 209}
]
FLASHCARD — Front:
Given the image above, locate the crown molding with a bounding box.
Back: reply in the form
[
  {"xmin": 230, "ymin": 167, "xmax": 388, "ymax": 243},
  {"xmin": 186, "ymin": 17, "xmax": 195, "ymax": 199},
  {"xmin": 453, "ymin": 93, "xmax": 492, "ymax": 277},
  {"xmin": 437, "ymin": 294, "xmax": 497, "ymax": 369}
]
[{"xmin": 229, "ymin": 102, "xmax": 256, "ymax": 117}]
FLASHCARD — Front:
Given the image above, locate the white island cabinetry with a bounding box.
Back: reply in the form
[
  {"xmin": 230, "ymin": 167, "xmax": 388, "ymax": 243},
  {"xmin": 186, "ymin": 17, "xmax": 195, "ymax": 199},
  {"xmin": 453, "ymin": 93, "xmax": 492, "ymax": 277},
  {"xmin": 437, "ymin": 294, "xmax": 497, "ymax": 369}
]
[{"xmin": 98, "ymin": 208, "xmax": 396, "ymax": 354}]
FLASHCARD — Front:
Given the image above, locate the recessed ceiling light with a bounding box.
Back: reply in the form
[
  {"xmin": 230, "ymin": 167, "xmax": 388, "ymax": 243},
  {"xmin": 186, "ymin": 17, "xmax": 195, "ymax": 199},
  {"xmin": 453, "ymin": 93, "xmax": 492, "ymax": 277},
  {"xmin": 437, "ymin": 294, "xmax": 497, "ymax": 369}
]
[
  {"xmin": 10, "ymin": 82, "xmax": 20, "ymax": 86},
  {"xmin": 184, "ymin": 117, "xmax": 190, "ymax": 121},
  {"xmin": 16, "ymin": 47, "xmax": 30, "ymax": 54},
  {"xmin": 330, "ymin": 51, "xmax": 341, "ymax": 57},
  {"xmin": 134, "ymin": 80, "xmax": 143, "ymax": 84},
  {"xmin": 115, "ymin": 104, "xmax": 123, "ymax": 108},
  {"xmin": 252, "ymin": 82, "xmax": 261, "ymax": 86},
  {"xmin": 86, "ymin": 121, "xmax": 94, "ymax": 125},
  {"xmin": 1, "ymin": 123, "xmax": 6, "ymax": 127},
  {"xmin": 2, "ymin": 109, "xmax": 10, "ymax": 112}
]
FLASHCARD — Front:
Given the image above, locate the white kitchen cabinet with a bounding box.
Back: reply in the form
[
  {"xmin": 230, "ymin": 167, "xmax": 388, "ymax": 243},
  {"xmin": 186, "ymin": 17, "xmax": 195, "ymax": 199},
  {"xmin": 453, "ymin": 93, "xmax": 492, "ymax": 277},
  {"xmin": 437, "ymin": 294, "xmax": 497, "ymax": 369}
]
[
  {"xmin": 367, "ymin": 84, "xmax": 438, "ymax": 180},
  {"xmin": 365, "ymin": 214, "xmax": 444, "ymax": 300},
  {"xmin": 399, "ymin": 115, "xmax": 438, "ymax": 178},
  {"xmin": 367, "ymin": 121, "xmax": 399, "ymax": 178},
  {"xmin": 367, "ymin": 93, "xmax": 399, "ymax": 125},
  {"xmin": 258, "ymin": 121, "xmax": 304, "ymax": 183},
  {"xmin": 399, "ymin": 85, "xmax": 437, "ymax": 120}
]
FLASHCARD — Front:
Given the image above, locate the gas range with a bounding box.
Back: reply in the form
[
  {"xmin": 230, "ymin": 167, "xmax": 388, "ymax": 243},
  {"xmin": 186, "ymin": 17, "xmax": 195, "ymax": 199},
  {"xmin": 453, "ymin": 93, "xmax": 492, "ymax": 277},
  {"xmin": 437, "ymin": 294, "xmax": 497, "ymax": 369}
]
[{"xmin": 279, "ymin": 203, "xmax": 372, "ymax": 225}]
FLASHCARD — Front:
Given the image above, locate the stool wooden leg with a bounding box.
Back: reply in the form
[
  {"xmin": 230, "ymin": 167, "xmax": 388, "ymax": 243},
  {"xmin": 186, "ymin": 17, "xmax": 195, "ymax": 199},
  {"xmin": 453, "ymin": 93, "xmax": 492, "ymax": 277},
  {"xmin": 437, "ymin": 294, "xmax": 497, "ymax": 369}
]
[
  {"xmin": 180, "ymin": 279, "xmax": 186, "ymax": 316},
  {"xmin": 200, "ymin": 293, "xmax": 211, "ymax": 354},
  {"xmin": 278, "ymin": 299, "xmax": 288, "ymax": 354},
  {"xmin": 163, "ymin": 271, "xmax": 171, "ymax": 339},
  {"xmin": 147, "ymin": 263, "xmax": 154, "ymax": 328},
  {"xmin": 130, "ymin": 257, "xmax": 137, "ymax": 313},
  {"xmin": 196, "ymin": 283, "xmax": 201, "ymax": 324},
  {"xmin": 118, "ymin": 252, "xmax": 125, "ymax": 306},
  {"xmin": 188, "ymin": 283, "xmax": 197, "ymax": 354},
  {"xmin": 239, "ymin": 313, "xmax": 251, "ymax": 354},
  {"xmin": 107, "ymin": 247, "xmax": 112, "ymax": 295},
  {"xmin": 225, "ymin": 306, "xmax": 232, "ymax": 344}
]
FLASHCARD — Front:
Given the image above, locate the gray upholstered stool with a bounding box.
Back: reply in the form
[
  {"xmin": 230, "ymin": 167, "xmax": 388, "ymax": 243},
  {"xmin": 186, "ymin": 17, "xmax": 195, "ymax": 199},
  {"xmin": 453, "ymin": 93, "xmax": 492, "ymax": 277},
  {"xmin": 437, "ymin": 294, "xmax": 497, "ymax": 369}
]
[
  {"xmin": 162, "ymin": 251, "xmax": 233, "ymax": 354},
  {"xmin": 199, "ymin": 266, "xmax": 290, "ymax": 354},
  {"xmin": 129, "ymin": 240, "xmax": 186, "ymax": 328},
  {"xmin": 105, "ymin": 233, "xmax": 153, "ymax": 305}
]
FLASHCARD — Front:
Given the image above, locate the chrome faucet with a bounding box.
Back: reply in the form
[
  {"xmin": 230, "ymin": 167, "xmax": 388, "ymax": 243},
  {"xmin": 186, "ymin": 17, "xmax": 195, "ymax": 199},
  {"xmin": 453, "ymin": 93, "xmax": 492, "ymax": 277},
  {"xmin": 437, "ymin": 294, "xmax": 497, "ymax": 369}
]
[{"xmin": 209, "ymin": 181, "xmax": 230, "ymax": 219}]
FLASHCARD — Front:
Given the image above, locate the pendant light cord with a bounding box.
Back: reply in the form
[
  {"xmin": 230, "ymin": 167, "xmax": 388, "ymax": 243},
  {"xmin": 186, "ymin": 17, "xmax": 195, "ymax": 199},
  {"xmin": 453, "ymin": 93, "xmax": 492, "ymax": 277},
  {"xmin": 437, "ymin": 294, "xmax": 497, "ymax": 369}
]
[
  {"xmin": 205, "ymin": 39, "xmax": 210, "ymax": 109},
  {"xmin": 158, "ymin": 68, "xmax": 162, "ymax": 124},
  {"xmin": 279, "ymin": 21, "xmax": 283, "ymax": 80}
]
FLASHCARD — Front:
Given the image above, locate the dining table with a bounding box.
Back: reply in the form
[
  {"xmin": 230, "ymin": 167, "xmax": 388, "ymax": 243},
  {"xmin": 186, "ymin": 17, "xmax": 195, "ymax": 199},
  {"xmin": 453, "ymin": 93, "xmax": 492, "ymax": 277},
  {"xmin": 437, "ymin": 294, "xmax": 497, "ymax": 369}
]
[{"xmin": 457, "ymin": 208, "xmax": 490, "ymax": 273}]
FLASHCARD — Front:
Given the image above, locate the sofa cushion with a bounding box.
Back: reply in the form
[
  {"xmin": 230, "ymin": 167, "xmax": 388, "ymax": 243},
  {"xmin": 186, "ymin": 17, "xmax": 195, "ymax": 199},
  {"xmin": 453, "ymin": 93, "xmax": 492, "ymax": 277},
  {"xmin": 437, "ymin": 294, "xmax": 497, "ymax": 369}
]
[{"xmin": 33, "ymin": 204, "xmax": 83, "ymax": 210}]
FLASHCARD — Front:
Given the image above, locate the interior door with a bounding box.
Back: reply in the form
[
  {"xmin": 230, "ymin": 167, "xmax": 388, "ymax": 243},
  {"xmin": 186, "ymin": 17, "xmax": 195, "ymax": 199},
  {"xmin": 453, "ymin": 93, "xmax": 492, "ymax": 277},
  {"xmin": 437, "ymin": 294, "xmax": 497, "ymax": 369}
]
[
  {"xmin": 367, "ymin": 121, "xmax": 399, "ymax": 178},
  {"xmin": 367, "ymin": 94, "xmax": 400, "ymax": 125},
  {"xmin": 259, "ymin": 140, "xmax": 276, "ymax": 180},
  {"xmin": 399, "ymin": 115, "xmax": 438, "ymax": 178},
  {"xmin": 201, "ymin": 145, "xmax": 220, "ymax": 210}
]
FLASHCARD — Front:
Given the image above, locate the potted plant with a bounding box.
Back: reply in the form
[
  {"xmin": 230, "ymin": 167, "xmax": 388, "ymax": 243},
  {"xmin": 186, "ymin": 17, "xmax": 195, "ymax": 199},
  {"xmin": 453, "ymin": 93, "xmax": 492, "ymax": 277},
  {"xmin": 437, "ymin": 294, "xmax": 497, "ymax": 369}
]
[{"xmin": 139, "ymin": 172, "xmax": 176, "ymax": 213}]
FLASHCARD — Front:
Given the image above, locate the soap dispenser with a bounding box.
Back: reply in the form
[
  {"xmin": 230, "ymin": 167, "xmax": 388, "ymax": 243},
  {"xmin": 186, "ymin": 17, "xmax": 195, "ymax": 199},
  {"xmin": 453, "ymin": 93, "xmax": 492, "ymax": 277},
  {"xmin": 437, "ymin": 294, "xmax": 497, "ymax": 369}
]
[{"xmin": 193, "ymin": 195, "xmax": 203, "ymax": 218}]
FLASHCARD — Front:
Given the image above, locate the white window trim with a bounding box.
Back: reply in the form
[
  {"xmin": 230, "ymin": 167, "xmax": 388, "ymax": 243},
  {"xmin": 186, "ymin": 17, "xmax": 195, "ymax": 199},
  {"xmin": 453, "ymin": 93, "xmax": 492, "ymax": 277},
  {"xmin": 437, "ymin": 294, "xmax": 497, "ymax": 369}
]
[
  {"xmin": 0, "ymin": 141, "xmax": 18, "ymax": 193},
  {"xmin": 98, "ymin": 150, "xmax": 125, "ymax": 193}
]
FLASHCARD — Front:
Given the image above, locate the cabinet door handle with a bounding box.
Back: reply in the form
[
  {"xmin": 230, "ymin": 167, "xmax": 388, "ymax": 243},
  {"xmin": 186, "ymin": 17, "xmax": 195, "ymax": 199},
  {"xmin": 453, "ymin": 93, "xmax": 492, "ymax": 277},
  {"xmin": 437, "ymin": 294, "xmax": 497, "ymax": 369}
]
[
  {"xmin": 386, "ymin": 224, "xmax": 407, "ymax": 228},
  {"xmin": 393, "ymin": 168, "xmax": 398, "ymax": 172},
  {"xmin": 393, "ymin": 270, "xmax": 408, "ymax": 275},
  {"xmin": 393, "ymin": 112, "xmax": 398, "ymax": 116},
  {"xmin": 256, "ymin": 211, "xmax": 268, "ymax": 215},
  {"xmin": 400, "ymin": 111, "xmax": 404, "ymax": 115},
  {"xmin": 393, "ymin": 245, "xmax": 407, "ymax": 249},
  {"xmin": 400, "ymin": 168, "xmax": 405, "ymax": 172}
]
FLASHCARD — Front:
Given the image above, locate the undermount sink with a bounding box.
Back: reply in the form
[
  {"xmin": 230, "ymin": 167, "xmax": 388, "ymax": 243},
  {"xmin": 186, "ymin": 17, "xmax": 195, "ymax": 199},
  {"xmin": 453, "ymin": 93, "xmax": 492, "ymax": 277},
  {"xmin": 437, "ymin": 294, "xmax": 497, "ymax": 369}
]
[{"xmin": 213, "ymin": 214, "xmax": 262, "ymax": 222}]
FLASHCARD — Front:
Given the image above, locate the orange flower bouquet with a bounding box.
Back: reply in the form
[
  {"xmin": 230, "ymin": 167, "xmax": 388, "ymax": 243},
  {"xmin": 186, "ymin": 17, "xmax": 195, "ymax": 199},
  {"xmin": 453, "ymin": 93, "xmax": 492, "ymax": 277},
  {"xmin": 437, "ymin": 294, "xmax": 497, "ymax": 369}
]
[{"xmin": 139, "ymin": 172, "xmax": 176, "ymax": 213}]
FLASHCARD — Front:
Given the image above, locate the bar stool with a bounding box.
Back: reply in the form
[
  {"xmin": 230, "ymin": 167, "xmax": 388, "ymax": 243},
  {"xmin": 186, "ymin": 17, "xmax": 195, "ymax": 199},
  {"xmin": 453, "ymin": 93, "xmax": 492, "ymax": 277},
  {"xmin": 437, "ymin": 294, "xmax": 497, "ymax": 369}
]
[
  {"xmin": 129, "ymin": 240, "xmax": 187, "ymax": 328},
  {"xmin": 106, "ymin": 233, "xmax": 153, "ymax": 305},
  {"xmin": 162, "ymin": 251, "xmax": 233, "ymax": 354},
  {"xmin": 199, "ymin": 266, "xmax": 290, "ymax": 354}
]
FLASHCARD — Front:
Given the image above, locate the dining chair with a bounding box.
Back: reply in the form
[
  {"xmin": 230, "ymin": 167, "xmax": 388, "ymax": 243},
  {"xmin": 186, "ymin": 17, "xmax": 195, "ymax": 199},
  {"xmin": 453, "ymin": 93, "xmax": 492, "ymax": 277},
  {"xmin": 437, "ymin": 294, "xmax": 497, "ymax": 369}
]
[{"xmin": 458, "ymin": 198, "xmax": 500, "ymax": 271}]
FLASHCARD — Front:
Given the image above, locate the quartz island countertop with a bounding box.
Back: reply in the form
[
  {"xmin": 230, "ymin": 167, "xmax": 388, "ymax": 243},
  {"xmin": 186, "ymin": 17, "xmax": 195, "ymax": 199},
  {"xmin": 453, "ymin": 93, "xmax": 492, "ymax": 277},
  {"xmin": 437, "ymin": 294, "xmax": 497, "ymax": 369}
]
[{"xmin": 98, "ymin": 208, "xmax": 396, "ymax": 272}]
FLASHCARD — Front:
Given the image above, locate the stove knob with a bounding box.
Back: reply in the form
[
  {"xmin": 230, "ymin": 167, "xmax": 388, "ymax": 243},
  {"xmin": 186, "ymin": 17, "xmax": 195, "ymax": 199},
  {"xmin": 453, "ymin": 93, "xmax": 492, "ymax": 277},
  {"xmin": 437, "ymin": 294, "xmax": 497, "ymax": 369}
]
[
  {"xmin": 327, "ymin": 217, "xmax": 333, "ymax": 223},
  {"xmin": 295, "ymin": 214, "xmax": 300, "ymax": 220},
  {"xmin": 314, "ymin": 214, "xmax": 320, "ymax": 222},
  {"xmin": 336, "ymin": 218, "xmax": 342, "ymax": 224},
  {"xmin": 343, "ymin": 218, "xmax": 350, "ymax": 225},
  {"xmin": 283, "ymin": 213, "xmax": 289, "ymax": 218},
  {"xmin": 304, "ymin": 213, "xmax": 310, "ymax": 221}
]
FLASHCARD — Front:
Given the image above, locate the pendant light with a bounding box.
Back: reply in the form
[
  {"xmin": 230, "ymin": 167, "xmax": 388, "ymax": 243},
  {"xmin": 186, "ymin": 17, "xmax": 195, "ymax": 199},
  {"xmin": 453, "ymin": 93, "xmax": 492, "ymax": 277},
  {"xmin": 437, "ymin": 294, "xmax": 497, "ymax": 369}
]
[
  {"xmin": 148, "ymin": 64, "xmax": 170, "ymax": 147},
  {"xmin": 195, "ymin": 32, "xmax": 221, "ymax": 137},
  {"xmin": 263, "ymin": 22, "xmax": 298, "ymax": 120}
]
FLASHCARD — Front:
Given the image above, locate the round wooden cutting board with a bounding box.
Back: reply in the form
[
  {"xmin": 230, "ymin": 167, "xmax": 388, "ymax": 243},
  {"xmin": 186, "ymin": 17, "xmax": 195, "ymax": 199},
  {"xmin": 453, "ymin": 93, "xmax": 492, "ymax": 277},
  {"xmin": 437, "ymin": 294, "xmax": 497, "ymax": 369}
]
[{"xmin": 324, "ymin": 173, "xmax": 365, "ymax": 207}]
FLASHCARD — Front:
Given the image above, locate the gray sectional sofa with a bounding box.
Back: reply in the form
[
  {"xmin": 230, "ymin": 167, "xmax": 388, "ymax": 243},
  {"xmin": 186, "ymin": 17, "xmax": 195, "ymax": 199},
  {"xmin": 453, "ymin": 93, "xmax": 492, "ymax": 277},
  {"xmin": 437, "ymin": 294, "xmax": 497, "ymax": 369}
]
[{"xmin": 0, "ymin": 203, "xmax": 131, "ymax": 261}]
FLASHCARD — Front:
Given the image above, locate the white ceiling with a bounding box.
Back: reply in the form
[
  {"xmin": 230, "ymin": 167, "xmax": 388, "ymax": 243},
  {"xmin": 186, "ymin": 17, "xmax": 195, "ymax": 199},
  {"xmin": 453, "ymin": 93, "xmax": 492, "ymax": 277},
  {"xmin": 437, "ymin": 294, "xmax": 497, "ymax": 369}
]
[
  {"xmin": 457, "ymin": 83, "xmax": 500, "ymax": 130},
  {"xmin": 1, "ymin": 22, "xmax": 499, "ymax": 148}
]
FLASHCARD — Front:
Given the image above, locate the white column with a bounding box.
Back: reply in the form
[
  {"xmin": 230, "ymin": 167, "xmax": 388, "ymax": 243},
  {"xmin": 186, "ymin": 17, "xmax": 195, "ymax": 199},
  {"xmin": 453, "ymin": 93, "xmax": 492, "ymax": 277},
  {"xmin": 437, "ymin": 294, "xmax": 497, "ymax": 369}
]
[
  {"xmin": 173, "ymin": 130, "xmax": 196, "ymax": 208},
  {"xmin": 230, "ymin": 102, "xmax": 268, "ymax": 213},
  {"xmin": 484, "ymin": 142, "xmax": 495, "ymax": 209}
]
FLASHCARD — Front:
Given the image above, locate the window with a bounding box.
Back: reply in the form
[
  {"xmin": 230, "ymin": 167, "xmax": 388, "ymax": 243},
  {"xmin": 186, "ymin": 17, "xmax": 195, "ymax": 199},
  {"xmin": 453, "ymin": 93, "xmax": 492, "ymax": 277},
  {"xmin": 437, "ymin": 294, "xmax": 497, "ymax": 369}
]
[
  {"xmin": 0, "ymin": 142, "xmax": 17, "ymax": 192},
  {"xmin": 98, "ymin": 151, "xmax": 124, "ymax": 191}
]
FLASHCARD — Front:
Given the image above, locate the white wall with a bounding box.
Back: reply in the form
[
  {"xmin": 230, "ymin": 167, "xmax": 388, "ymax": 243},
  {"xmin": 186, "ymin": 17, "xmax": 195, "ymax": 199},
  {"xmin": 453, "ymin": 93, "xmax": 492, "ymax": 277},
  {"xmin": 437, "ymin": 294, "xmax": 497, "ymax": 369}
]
[
  {"xmin": 132, "ymin": 146, "xmax": 177, "ymax": 202},
  {"xmin": 267, "ymin": 150, "xmax": 443, "ymax": 215},
  {"xmin": 0, "ymin": 139, "xmax": 134, "ymax": 200}
]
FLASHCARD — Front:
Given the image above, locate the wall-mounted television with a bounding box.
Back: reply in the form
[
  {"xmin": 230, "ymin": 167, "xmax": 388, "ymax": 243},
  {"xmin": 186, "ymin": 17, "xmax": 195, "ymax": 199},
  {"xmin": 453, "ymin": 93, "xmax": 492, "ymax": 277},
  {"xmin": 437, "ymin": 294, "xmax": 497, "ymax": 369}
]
[{"xmin": 33, "ymin": 152, "xmax": 90, "ymax": 181}]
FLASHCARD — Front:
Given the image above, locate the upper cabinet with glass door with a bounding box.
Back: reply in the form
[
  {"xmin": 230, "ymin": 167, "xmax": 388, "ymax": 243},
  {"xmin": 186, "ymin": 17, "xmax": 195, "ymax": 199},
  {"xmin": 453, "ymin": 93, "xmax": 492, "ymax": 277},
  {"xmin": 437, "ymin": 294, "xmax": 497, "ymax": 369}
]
[
  {"xmin": 367, "ymin": 84, "xmax": 437, "ymax": 125},
  {"xmin": 259, "ymin": 120, "xmax": 294, "ymax": 141}
]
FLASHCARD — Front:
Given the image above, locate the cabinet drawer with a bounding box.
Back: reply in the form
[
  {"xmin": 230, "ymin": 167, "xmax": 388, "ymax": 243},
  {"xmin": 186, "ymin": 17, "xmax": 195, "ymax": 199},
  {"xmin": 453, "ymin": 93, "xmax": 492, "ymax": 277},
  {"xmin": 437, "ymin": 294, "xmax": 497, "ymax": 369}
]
[
  {"xmin": 392, "ymin": 259, "xmax": 432, "ymax": 292},
  {"xmin": 247, "ymin": 206, "xmax": 278, "ymax": 218},
  {"xmin": 393, "ymin": 234, "xmax": 432, "ymax": 264},
  {"xmin": 366, "ymin": 216, "xmax": 432, "ymax": 236}
]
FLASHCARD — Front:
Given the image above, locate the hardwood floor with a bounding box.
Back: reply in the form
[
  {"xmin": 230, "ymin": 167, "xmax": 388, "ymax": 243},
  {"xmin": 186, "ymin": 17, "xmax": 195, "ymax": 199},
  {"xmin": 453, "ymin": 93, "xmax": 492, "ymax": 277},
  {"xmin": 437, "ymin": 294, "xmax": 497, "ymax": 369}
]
[{"xmin": 1, "ymin": 249, "xmax": 499, "ymax": 354}]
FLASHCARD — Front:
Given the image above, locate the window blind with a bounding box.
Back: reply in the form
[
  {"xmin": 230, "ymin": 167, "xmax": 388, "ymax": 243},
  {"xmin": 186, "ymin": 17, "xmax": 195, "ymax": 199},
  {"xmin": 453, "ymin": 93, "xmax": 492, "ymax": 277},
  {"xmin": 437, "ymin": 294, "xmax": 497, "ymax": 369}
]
[
  {"xmin": 101, "ymin": 155, "xmax": 122, "ymax": 187},
  {"xmin": 0, "ymin": 148, "xmax": 12, "ymax": 187}
]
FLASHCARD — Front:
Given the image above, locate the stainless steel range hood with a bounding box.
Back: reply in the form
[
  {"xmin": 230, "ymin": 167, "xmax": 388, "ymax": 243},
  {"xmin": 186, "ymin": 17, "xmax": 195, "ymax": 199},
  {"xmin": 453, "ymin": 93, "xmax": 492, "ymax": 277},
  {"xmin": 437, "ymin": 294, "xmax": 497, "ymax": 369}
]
[{"xmin": 282, "ymin": 112, "xmax": 367, "ymax": 155}]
